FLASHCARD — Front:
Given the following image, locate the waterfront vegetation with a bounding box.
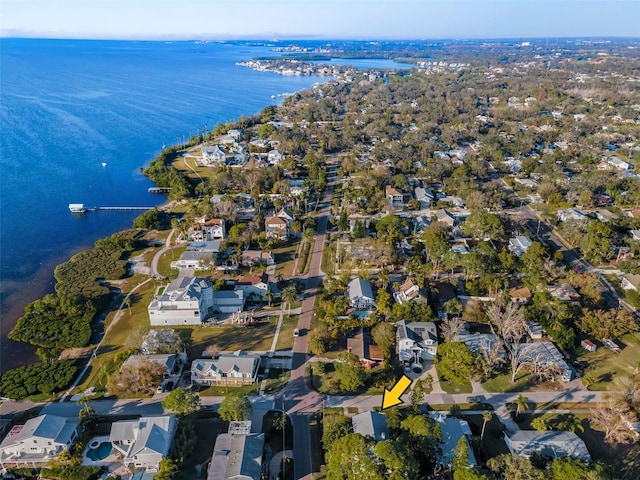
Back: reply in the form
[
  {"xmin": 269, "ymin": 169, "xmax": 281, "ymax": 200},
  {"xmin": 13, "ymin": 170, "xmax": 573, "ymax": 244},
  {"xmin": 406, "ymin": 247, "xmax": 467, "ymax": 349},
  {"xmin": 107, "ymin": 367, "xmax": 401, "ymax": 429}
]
[{"xmin": 0, "ymin": 360, "xmax": 77, "ymax": 400}]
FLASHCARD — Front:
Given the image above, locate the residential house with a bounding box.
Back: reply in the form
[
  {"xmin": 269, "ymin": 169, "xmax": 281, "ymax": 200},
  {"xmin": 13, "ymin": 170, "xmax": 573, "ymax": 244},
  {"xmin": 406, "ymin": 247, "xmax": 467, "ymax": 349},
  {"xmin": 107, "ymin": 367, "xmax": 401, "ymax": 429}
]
[
  {"xmin": 347, "ymin": 277, "xmax": 377, "ymax": 310},
  {"xmin": 170, "ymin": 250, "xmax": 214, "ymax": 271},
  {"xmin": 430, "ymin": 413, "xmax": 477, "ymax": 469},
  {"xmin": 597, "ymin": 156, "xmax": 631, "ymax": 171},
  {"xmin": 110, "ymin": 416, "xmax": 177, "ymax": 473},
  {"xmin": 201, "ymin": 145, "xmax": 227, "ymax": 166},
  {"xmin": 504, "ymin": 430, "xmax": 591, "ymax": 462},
  {"xmin": 351, "ymin": 411, "xmax": 389, "ymax": 442},
  {"xmin": 432, "ymin": 209, "xmax": 456, "ymax": 227},
  {"xmin": 211, "ymin": 289, "xmax": 245, "ymax": 314},
  {"xmin": 414, "ymin": 187, "xmax": 434, "ymax": 209},
  {"xmin": 394, "ymin": 278, "xmax": 429, "ymax": 305},
  {"xmin": 458, "ymin": 334, "xmax": 503, "ymax": 359},
  {"xmin": 267, "ymin": 149, "xmax": 284, "ymax": 165},
  {"xmin": 525, "ymin": 321, "xmax": 546, "ymax": 340},
  {"xmin": 241, "ymin": 250, "xmax": 275, "ymax": 267},
  {"xmin": 518, "ymin": 342, "xmax": 573, "ymax": 382},
  {"xmin": 581, "ymin": 339, "xmax": 597, "ymax": 352},
  {"xmin": 264, "ymin": 215, "xmax": 289, "ymax": 240},
  {"xmin": 439, "ymin": 195, "xmax": 465, "ymax": 208},
  {"xmin": 286, "ymin": 179, "xmax": 305, "ymax": 196},
  {"xmin": 412, "ymin": 215, "xmax": 431, "ymax": 234},
  {"xmin": 594, "ymin": 209, "xmax": 617, "ymax": 223},
  {"xmin": 187, "ymin": 240, "xmax": 222, "ymax": 253},
  {"xmin": 0, "ymin": 415, "xmax": 80, "ymax": 468},
  {"xmin": 148, "ymin": 277, "xmax": 214, "ymax": 326},
  {"xmin": 231, "ymin": 145, "xmax": 249, "ymax": 165},
  {"xmin": 385, "ymin": 185, "xmax": 408, "ymax": 208},
  {"xmin": 548, "ymin": 283, "xmax": 581, "ymax": 302},
  {"xmin": 189, "ymin": 216, "xmax": 226, "ymax": 242},
  {"xmin": 122, "ymin": 353, "xmax": 184, "ymax": 377},
  {"xmin": 509, "ymin": 284, "xmax": 532, "ymax": 304},
  {"xmin": 191, "ymin": 352, "xmax": 261, "ymax": 386},
  {"xmin": 557, "ymin": 208, "xmax": 588, "ymax": 223},
  {"xmin": 396, "ymin": 319, "xmax": 438, "ymax": 362},
  {"xmin": 236, "ymin": 274, "xmax": 270, "ymax": 303},
  {"xmin": 208, "ymin": 422, "xmax": 264, "ymax": 480},
  {"xmin": 347, "ymin": 329, "xmax": 384, "ymax": 368},
  {"xmin": 508, "ymin": 236, "xmax": 533, "ymax": 257},
  {"xmin": 621, "ymin": 273, "xmax": 640, "ymax": 291}
]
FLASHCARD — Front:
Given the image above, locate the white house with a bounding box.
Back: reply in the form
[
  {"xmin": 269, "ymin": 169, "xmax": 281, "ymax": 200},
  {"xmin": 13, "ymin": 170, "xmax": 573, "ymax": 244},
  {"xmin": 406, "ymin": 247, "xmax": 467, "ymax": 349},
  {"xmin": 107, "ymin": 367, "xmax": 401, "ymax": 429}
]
[
  {"xmin": 201, "ymin": 145, "xmax": 227, "ymax": 166},
  {"xmin": 267, "ymin": 149, "xmax": 284, "ymax": 165},
  {"xmin": 598, "ymin": 156, "xmax": 631, "ymax": 171},
  {"xmin": 189, "ymin": 216, "xmax": 226, "ymax": 241},
  {"xmin": 170, "ymin": 251, "xmax": 214, "ymax": 271},
  {"xmin": 265, "ymin": 215, "xmax": 289, "ymax": 240},
  {"xmin": 385, "ymin": 185, "xmax": 407, "ymax": 207},
  {"xmin": 394, "ymin": 278, "xmax": 429, "ymax": 305},
  {"xmin": 0, "ymin": 415, "xmax": 80, "ymax": 468},
  {"xmin": 148, "ymin": 277, "xmax": 214, "ymax": 326},
  {"xmin": 396, "ymin": 320, "xmax": 438, "ymax": 362},
  {"xmin": 414, "ymin": 187, "xmax": 434, "ymax": 209},
  {"xmin": 235, "ymin": 274, "xmax": 270, "ymax": 303},
  {"xmin": 504, "ymin": 430, "xmax": 591, "ymax": 463},
  {"xmin": 347, "ymin": 277, "xmax": 377, "ymax": 310},
  {"xmin": 508, "ymin": 236, "xmax": 533, "ymax": 257},
  {"xmin": 351, "ymin": 411, "xmax": 389, "ymax": 442},
  {"xmin": 191, "ymin": 352, "xmax": 261, "ymax": 386},
  {"xmin": 557, "ymin": 208, "xmax": 587, "ymax": 223},
  {"xmin": 110, "ymin": 416, "xmax": 177, "ymax": 473}
]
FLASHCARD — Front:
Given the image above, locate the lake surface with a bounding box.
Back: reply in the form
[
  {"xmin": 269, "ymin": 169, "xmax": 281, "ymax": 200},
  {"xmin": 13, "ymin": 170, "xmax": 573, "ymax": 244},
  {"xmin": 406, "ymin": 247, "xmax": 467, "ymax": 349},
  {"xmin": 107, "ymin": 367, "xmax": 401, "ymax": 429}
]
[{"xmin": 0, "ymin": 39, "xmax": 331, "ymax": 371}]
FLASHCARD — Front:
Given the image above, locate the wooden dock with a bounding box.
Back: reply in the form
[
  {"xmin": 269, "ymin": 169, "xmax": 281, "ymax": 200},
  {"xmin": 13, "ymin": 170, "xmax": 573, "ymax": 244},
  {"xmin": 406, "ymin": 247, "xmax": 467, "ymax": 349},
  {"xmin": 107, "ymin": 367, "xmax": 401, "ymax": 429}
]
[
  {"xmin": 97, "ymin": 206, "xmax": 155, "ymax": 211},
  {"xmin": 148, "ymin": 187, "xmax": 171, "ymax": 193}
]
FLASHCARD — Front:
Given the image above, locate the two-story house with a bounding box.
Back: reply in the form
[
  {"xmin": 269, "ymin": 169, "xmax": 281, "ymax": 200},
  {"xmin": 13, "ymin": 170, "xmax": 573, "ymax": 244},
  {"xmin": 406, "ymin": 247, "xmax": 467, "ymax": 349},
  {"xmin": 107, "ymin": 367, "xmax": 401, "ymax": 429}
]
[
  {"xmin": 148, "ymin": 277, "xmax": 214, "ymax": 326},
  {"xmin": 110, "ymin": 416, "xmax": 177, "ymax": 473},
  {"xmin": 265, "ymin": 209, "xmax": 293, "ymax": 240},
  {"xmin": 235, "ymin": 274, "xmax": 270, "ymax": 303},
  {"xmin": 189, "ymin": 216, "xmax": 226, "ymax": 242},
  {"xmin": 396, "ymin": 319, "xmax": 438, "ymax": 362},
  {"xmin": 347, "ymin": 277, "xmax": 377, "ymax": 310},
  {"xmin": 0, "ymin": 415, "xmax": 80, "ymax": 467},
  {"xmin": 201, "ymin": 145, "xmax": 227, "ymax": 166},
  {"xmin": 394, "ymin": 278, "xmax": 429, "ymax": 305},
  {"xmin": 191, "ymin": 352, "xmax": 261, "ymax": 386}
]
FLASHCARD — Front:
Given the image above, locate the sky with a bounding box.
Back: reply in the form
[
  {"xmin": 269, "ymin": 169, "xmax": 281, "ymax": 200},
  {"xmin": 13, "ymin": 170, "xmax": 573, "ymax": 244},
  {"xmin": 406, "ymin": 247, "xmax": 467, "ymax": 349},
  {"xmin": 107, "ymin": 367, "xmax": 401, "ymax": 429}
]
[{"xmin": 1, "ymin": 0, "xmax": 639, "ymax": 40}]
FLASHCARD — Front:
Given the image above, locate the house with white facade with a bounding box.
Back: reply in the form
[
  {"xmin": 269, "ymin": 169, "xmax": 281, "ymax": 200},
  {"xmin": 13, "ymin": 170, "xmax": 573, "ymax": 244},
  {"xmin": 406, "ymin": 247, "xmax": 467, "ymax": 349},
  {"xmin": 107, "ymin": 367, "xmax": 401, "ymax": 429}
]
[
  {"xmin": 170, "ymin": 251, "xmax": 214, "ymax": 271},
  {"xmin": 201, "ymin": 145, "xmax": 227, "ymax": 166},
  {"xmin": 557, "ymin": 208, "xmax": 588, "ymax": 223},
  {"xmin": 504, "ymin": 430, "xmax": 591, "ymax": 462},
  {"xmin": 347, "ymin": 277, "xmax": 377, "ymax": 310},
  {"xmin": 394, "ymin": 278, "xmax": 429, "ymax": 305},
  {"xmin": 265, "ymin": 215, "xmax": 289, "ymax": 240},
  {"xmin": 396, "ymin": 320, "xmax": 438, "ymax": 362},
  {"xmin": 110, "ymin": 416, "xmax": 177, "ymax": 473},
  {"xmin": 208, "ymin": 422, "xmax": 264, "ymax": 480},
  {"xmin": 148, "ymin": 277, "xmax": 214, "ymax": 326},
  {"xmin": 191, "ymin": 351, "xmax": 261, "ymax": 386},
  {"xmin": 0, "ymin": 415, "xmax": 80, "ymax": 468},
  {"xmin": 414, "ymin": 187, "xmax": 434, "ymax": 209},
  {"xmin": 508, "ymin": 236, "xmax": 533, "ymax": 257},
  {"xmin": 597, "ymin": 155, "xmax": 631, "ymax": 171},
  {"xmin": 267, "ymin": 149, "xmax": 284, "ymax": 165},
  {"xmin": 189, "ymin": 216, "xmax": 226, "ymax": 241},
  {"xmin": 235, "ymin": 274, "xmax": 270, "ymax": 303},
  {"xmin": 385, "ymin": 185, "xmax": 408, "ymax": 207}
]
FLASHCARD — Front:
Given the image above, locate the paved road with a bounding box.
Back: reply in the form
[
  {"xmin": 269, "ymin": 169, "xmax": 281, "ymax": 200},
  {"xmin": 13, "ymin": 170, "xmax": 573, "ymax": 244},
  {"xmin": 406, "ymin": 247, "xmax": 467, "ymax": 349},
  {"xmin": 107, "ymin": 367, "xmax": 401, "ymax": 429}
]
[{"xmin": 286, "ymin": 160, "xmax": 338, "ymax": 480}]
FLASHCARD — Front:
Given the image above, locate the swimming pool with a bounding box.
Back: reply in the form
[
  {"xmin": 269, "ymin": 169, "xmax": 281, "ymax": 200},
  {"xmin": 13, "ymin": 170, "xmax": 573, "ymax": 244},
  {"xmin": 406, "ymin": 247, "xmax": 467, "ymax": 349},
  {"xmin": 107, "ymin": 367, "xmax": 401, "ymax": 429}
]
[
  {"xmin": 87, "ymin": 442, "xmax": 112, "ymax": 461},
  {"xmin": 351, "ymin": 310, "xmax": 372, "ymax": 319}
]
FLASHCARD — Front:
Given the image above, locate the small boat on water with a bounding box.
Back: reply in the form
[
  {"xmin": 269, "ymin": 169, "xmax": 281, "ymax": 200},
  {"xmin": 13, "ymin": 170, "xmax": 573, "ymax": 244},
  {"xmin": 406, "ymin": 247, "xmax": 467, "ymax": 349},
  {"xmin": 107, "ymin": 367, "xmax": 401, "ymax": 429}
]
[
  {"xmin": 101, "ymin": 162, "xmax": 107, "ymax": 167},
  {"xmin": 69, "ymin": 203, "xmax": 87, "ymax": 213}
]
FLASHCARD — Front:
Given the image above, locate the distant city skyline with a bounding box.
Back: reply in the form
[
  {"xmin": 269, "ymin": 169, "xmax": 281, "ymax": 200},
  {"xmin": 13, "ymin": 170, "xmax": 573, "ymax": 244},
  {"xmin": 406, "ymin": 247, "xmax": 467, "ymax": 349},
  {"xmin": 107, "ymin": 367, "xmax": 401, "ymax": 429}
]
[{"xmin": 1, "ymin": 0, "xmax": 639, "ymax": 40}]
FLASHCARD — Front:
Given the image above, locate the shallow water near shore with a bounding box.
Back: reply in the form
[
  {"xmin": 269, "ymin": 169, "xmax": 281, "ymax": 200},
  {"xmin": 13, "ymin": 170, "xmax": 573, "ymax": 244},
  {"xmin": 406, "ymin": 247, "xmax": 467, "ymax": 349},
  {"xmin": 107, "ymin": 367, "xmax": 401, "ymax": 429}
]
[{"xmin": 0, "ymin": 38, "xmax": 328, "ymax": 372}]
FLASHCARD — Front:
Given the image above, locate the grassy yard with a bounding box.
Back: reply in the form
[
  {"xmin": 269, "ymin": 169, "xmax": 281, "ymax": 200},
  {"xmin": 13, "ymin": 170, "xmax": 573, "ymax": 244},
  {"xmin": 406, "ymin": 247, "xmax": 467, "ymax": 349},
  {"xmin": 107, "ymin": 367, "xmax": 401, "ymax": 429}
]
[
  {"xmin": 73, "ymin": 279, "xmax": 157, "ymax": 393},
  {"xmin": 175, "ymin": 318, "xmax": 277, "ymax": 359},
  {"xmin": 320, "ymin": 242, "xmax": 336, "ymax": 275},
  {"xmin": 263, "ymin": 368, "xmax": 291, "ymax": 395},
  {"xmin": 482, "ymin": 370, "xmax": 533, "ymax": 393},
  {"xmin": 516, "ymin": 412, "xmax": 640, "ymax": 480},
  {"xmin": 435, "ymin": 365, "xmax": 473, "ymax": 394},
  {"xmin": 576, "ymin": 333, "xmax": 640, "ymax": 391},
  {"xmin": 273, "ymin": 241, "xmax": 301, "ymax": 279},
  {"xmin": 310, "ymin": 362, "xmax": 395, "ymax": 396},
  {"xmin": 157, "ymin": 246, "xmax": 186, "ymax": 279},
  {"xmin": 198, "ymin": 382, "xmax": 261, "ymax": 397},
  {"xmin": 275, "ymin": 315, "xmax": 300, "ymax": 351}
]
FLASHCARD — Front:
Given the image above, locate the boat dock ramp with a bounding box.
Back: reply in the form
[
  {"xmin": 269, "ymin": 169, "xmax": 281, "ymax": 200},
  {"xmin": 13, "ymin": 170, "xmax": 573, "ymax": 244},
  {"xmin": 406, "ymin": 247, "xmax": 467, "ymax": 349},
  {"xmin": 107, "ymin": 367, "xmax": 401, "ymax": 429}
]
[{"xmin": 69, "ymin": 203, "xmax": 155, "ymax": 214}]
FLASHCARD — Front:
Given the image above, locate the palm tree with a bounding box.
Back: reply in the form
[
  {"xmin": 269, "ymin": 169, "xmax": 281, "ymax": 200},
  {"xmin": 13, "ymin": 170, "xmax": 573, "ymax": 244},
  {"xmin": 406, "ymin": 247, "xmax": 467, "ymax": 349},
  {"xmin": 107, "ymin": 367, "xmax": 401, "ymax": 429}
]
[
  {"xmin": 377, "ymin": 268, "xmax": 389, "ymax": 290},
  {"xmin": 559, "ymin": 414, "xmax": 584, "ymax": 433},
  {"xmin": 531, "ymin": 417, "xmax": 548, "ymax": 432},
  {"xmin": 481, "ymin": 411, "xmax": 492, "ymax": 440},
  {"xmin": 515, "ymin": 394, "xmax": 528, "ymax": 417},
  {"xmin": 266, "ymin": 289, "xmax": 274, "ymax": 308},
  {"xmin": 282, "ymin": 285, "xmax": 297, "ymax": 316},
  {"xmin": 124, "ymin": 296, "xmax": 132, "ymax": 315}
]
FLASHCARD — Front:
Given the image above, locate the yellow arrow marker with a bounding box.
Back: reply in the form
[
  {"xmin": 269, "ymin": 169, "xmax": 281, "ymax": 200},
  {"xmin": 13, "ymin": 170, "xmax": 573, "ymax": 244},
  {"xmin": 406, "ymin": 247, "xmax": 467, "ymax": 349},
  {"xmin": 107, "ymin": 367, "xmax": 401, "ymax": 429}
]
[{"xmin": 381, "ymin": 374, "xmax": 413, "ymax": 410}]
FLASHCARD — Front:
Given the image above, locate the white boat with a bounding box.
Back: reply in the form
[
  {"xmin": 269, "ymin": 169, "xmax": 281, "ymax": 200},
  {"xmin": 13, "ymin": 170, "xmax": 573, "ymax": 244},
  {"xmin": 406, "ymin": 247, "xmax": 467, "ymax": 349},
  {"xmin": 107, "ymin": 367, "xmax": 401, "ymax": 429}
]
[
  {"xmin": 69, "ymin": 203, "xmax": 87, "ymax": 213},
  {"xmin": 101, "ymin": 162, "xmax": 107, "ymax": 167}
]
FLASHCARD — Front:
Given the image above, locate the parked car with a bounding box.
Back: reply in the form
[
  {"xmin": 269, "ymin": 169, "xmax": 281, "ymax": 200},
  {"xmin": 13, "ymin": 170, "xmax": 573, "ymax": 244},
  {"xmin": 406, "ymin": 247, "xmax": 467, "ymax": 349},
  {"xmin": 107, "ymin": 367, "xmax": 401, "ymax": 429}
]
[
  {"xmin": 293, "ymin": 328, "xmax": 300, "ymax": 337},
  {"xmin": 467, "ymin": 396, "xmax": 481, "ymax": 403}
]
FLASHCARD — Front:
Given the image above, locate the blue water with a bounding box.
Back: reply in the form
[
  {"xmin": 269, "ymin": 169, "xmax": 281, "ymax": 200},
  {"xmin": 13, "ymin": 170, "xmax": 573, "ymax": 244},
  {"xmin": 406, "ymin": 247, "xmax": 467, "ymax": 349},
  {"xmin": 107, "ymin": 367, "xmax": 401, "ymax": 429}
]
[{"xmin": 0, "ymin": 39, "xmax": 328, "ymax": 371}]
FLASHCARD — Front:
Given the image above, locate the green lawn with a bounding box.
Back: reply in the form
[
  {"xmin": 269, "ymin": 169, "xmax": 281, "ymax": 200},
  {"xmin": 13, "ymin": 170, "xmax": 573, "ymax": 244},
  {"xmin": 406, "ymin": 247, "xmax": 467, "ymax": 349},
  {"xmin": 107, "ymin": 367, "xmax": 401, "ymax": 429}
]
[
  {"xmin": 273, "ymin": 241, "xmax": 301, "ymax": 279},
  {"xmin": 482, "ymin": 370, "xmax": 533, "ymax": 393},
  {"xmin": 435, "ymin": 365, "xmax": 473, "ymax": 394},
  {"xmin": 157, "ymin": 246, "xmax": 186, "ymax": 279},
  {"xmin": 263, "ymin": 368, "xmax": 291, "ymax": 395},
  {"xmin": 275, "ymin": 315, "xmax": 300, "ymax": 351},
  {"xmin": 576, "ymin": 333, "xmax": 640, "ymax": 391},
  {"xmin": 198, "ymin": 382, "xmax": 261, "ymax": 397},
  {"xmin": 176, "ymin": 319, "xmax": 277, "ymax": 359}
]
